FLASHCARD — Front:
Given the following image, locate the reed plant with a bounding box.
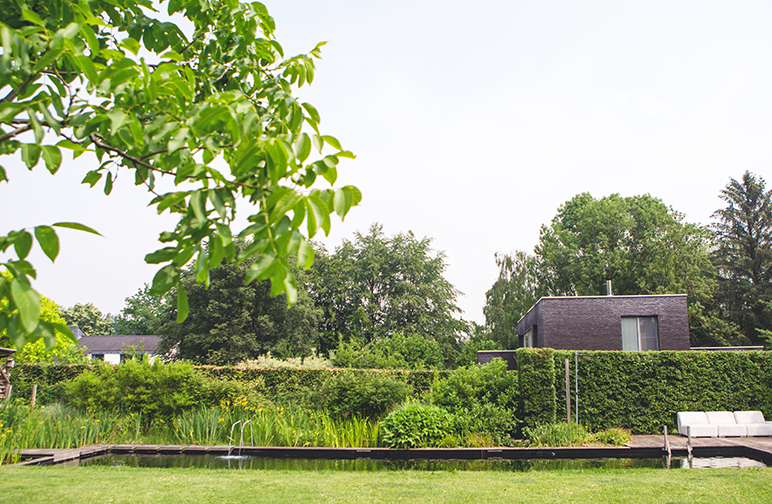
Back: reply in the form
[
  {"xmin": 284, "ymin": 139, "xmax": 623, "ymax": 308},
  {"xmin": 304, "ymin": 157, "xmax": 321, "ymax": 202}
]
[{"xmin": 163, "ymin": 398, "xmax": 380, "ymax": 448}]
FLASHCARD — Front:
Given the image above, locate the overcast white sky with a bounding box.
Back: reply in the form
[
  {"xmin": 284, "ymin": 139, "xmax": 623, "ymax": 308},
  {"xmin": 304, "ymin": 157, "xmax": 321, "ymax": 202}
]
[{"xmin": 2, "ymin": 0, "xmax": 772, "ymax": 325}]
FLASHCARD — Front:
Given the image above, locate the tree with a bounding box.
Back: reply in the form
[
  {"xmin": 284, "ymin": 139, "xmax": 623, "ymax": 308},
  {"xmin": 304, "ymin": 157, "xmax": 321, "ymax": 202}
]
[
  {"xmin": 535, "ymin": 193, "xmax": 735, "ymax": 346},
  {"xmin": 305, "ymin": 224, "xmax": 469, "ymax": 364},
  {"xmin": 711, "ymin": 171, "xmax": 772, "ymax": 346},
  {"xmin": 0, "ymin": 0, "xmax": 359, "ymax": 353},
  {"xmin": 60, "ymin": 302, "xmax": 114, "ymax": 335},
  {"xmin": 483, "ymin": 250, "xmax": 540, "ymax": 348},
  {"xmin": 159, "ymin": 241, "xmax": 321, "ymax": 364},
  {"xmin": 114, "ymin": 284, "xmax": 172, "ymax": 335}
]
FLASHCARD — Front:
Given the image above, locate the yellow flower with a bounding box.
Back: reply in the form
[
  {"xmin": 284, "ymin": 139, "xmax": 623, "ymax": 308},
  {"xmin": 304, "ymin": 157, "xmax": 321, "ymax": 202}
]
[
  {"xmin": 1, "ymin": 434, "xmax": 5, "ymax": 439},
  {"xmin": 95, "ymin": 419, "xmax": 99, "ymax": 423}
]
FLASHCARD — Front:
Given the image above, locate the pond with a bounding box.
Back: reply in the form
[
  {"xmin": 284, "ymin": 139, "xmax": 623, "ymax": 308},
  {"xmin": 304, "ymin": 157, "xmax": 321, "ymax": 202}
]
[{"xmin": 79, "ymin": 454, "xmax": 767, "ymax": 471}]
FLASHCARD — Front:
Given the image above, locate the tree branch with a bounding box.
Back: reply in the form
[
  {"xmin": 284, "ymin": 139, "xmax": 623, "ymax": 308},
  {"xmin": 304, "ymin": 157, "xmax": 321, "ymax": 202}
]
[
  {"xmin": 88, "ymin": 134, "xmax": 254, "ymax": 190},
  {"xmin": 0, "ymin": 124, "xmax": 33, "ymax": 143}
]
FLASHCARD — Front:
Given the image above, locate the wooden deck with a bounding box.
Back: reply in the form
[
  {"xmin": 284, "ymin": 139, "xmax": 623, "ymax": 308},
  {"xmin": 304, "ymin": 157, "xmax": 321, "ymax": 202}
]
[{"xmin": 15, "ymin": 435, "xmax": 772, "ymax": 466}]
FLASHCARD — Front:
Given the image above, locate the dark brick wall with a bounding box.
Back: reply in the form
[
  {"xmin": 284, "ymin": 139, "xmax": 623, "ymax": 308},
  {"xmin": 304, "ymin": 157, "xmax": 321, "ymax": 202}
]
[
  {"xmin": 476, "ymin": 350, "xmax": 517, "ymax": 370},
  {"xmin": 517, "ymin": 295, "xmax": 690, "ymax": 351}
]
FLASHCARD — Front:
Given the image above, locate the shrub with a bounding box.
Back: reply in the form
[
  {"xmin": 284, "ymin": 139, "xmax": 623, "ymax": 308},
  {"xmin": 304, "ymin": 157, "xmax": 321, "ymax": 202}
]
[
  {"xmin": 66, "ymin": 358, "xmax": 203, "ymax": 422},
  {"xmin": 433, "ymin": 359, "xmax": 519, "ymax": 445},
  {"xmin": 332, "ymin": 334, "xmax": 446, "ymax": 370},
  {"xmin": 380, "ymin": 402, "xmax": 453, "ymax": 448},
  {"xmin": 319, "ymin": 371, "xmax": 410, "ymax": 419}
]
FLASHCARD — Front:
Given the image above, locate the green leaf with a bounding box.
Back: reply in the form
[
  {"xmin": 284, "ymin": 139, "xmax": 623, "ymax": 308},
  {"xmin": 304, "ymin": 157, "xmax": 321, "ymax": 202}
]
[
  {"xmin": 21, "ymin": 144, "xmax": 41, "ymax": 169},
  {"xmin": 0, "ymin": 165, "xmax": 6, "ymax": 182},
  {"xmin": 322, "ymin": 135, "xmax": 342, "ymax": 151},
  {"xmin": 104, "ymin": 172, "xmax": 113, "ymax": 195},
  {"xmin": 76, "ymin": 55, "xmax": 99, "ymax": 85},
  {"xmin": 209, "ymin": 234, "xmax": 225, "ymax": 268},
  {"xmin": 34, "ymin": 226, "xmax": 59, "ymax": 262},
  {"xmin": 121, "ymin": 37, "xmax": 141, "ymax": 55},
  {"xmin": 82, "ymin": 170, "xmax": 102, "ymax": 187},
  {"xmin": 12, "ymin": 231, "xmax": 33, "ymax": 260},
  {"xmin": 302, "ymin": 102, "xmax": 321, "ymax": 125},
  {"xmin": 41, "ymin": 146, "xmax": 62, "ymax": 174},
  {"xmin": 294, "ymin": 133, "xmax": 311, "ymax": 162},
  {"xmin": 52, "ymin": 222, "xmax": 102, "ymax": 235},
  {"xmin": 20, "ymin": 8, "xmax": 44, "ymax": 26},
  {"xmin": 168, "ymin": 127, "xmax": 189, "ymax": 152},
  {"xmin": 189, "ymin": 191, "xmax": 207, "ymax": 223},
  {"xmin": 145, "ymin": 247, "xmax": 178, "ymax": 264},
  {"xmin": 245, "ymin": 254, "xmax": 277, "ymax": 284},
  {"xmin": 149, "ymin": 264, "xmax": 181, "ymax": 295},
  {"xmin": 80, "ymin": 25, "xmax": 99, "ymax": 55},
  {"xmin": 312, "ymin": 134, "xmax": 323, "ymax": 154},
  {"xmin": 32, "ymin": 48, "xmax": 66, "ymax": 73},
  {"xmin": 215, "ymin": 223, "xmax": 233, "ymax": 247},
  {"xmin": 176, "ymin": 285, "xmax": 189, "ymax": 323},
  {"xmin": 10, "ymin": 279, "xmax": 41, "ymax": 333},
  {"xmin": 297, "ymin": 239, "xmax": 314, "ymax": 270}
]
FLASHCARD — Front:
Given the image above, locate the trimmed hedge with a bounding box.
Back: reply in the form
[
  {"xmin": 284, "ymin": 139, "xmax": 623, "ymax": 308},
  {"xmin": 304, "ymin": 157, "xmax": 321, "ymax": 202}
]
[
  {"xmin": 516, "ymin": 348, "xmax": 556, "ymax": 429},
  {"xmin": 519, "ymin": 348, "xmax": 772, "ymax": 434},
  {"xmin": 11, "ymin": 363, "xmax": 446, "ymax": 408}
]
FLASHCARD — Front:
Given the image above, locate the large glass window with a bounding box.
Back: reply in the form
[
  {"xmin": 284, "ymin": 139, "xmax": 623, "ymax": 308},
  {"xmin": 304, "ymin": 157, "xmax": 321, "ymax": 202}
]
[{"xmin": 621, "ymin": 316, "xmax": 659, "ymax": 351}]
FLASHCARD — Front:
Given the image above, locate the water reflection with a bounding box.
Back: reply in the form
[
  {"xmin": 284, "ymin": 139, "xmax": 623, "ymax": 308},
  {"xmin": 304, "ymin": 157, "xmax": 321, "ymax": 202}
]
[{"xmin": 79, "ymin": 454, "xmax": 765, "ymax": 471}]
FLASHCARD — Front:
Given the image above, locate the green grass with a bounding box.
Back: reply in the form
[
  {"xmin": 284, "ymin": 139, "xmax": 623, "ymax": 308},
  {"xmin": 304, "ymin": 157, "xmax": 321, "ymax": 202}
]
[{"xmin": 0, "ymin": 465, "xmax": 770, "ymax": 503}]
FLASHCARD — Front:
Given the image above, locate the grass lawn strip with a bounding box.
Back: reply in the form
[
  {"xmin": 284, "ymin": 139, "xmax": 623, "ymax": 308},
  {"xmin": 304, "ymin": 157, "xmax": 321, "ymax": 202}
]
[{"xmin": 0, "ymin": 466, "xmax": 770, "ymax": 503}]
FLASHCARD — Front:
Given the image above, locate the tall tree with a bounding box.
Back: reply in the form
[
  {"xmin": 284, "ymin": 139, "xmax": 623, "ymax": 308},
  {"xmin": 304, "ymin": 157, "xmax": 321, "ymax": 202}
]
[
  {"xmin": 535, "ymin": 193, "xmax": 736, "ymax": 346},
  {"xmin": 114, "ymin": 284, "xmax": 172, "ymax": 336},
  {"xmin": 159, "ymin": 242, "xmax": 321, "ymax": 364},
  {"xmin": 0, "ymin": 0, "xmax": 359, "ymax": 353},
  {"xmin": 711, "ymin": 171, "xmax": 772, "ymax": 346},
  {"xmin": 306, "ymin": 224, "xmax": 469, "ymax": 363},
  {"xmin": 483, "ymin": 251, "xmax": 540, "ymax": 348},
  {"xmin": 60, "ymin": 302, "xmax": 114, "ymax": 335}
]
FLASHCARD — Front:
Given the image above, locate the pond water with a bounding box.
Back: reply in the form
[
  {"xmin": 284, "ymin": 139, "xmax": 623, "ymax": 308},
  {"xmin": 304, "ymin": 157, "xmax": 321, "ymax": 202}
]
[{"xmin": 79, "ymin": 454, "xmax": 767, "ymax": 471}]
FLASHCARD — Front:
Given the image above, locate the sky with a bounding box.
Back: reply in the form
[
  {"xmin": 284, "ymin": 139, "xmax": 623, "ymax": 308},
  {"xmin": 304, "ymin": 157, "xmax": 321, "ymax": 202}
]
[{"xmin": 2, "ymin": 0, "xmax": 772, "ymax": 325}]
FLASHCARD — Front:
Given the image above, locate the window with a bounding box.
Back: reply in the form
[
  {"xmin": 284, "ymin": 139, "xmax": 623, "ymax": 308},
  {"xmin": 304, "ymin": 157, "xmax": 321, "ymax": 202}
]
[
  {"xmin": 621, "ymin": 316, "xmax": 659, "ymax": 351},
  {"xmin": 520, "ymin": 326, "xmax": 534, "ymax": 348}
]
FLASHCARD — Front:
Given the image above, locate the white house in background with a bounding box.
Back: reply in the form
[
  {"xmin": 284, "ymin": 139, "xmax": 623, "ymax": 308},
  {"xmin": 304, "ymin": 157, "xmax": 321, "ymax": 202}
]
[{"xmin": 77, "ymin": 335, "xmax": 162, "ymax": 364}]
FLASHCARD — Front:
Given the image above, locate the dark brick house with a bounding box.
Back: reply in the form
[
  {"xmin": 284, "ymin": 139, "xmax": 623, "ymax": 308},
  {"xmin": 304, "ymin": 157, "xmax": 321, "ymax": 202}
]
[{"xmin": 516, "ymin": 294, "xmax": 690, "ymax": 351}]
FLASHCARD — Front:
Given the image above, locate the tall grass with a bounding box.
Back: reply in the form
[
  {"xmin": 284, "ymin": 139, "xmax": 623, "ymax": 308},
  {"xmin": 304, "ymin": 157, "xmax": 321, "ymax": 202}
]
[
  {"xmin": 0, "ymin": 395, "xmax": 383, "ymax": 464},
  {"xmin": 0, "ymin": 402, "xmax": 144, "ymax": 464},
  {"xmin": 165, "ymin": 403, "xmax": 379, "ymax": 448}
]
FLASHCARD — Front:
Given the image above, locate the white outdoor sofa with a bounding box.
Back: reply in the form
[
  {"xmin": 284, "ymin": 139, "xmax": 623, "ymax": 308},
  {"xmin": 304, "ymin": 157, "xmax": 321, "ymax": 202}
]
[{"xmin": 677, "ymin": 410, "xmax": 772, "ymax": 438}]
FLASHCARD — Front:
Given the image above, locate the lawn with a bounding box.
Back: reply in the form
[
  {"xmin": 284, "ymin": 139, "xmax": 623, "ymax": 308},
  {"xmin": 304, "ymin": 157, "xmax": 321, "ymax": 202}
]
[{"xmin": 0, "ymin": 465, "xmax": 770, "ymax": 503}]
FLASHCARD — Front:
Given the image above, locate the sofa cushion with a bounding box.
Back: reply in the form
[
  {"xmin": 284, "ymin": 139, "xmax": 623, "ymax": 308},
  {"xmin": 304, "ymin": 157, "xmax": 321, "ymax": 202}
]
[
  {"xmin": 734, "ymin": 411, "xmax": 772, "ymax": 436},
  {"xmin": 677, "ymin": 412, "xmax": 717, "ymax": 437},
  {"xmin": 706, "ymin": 411, "xmax": 746, "ymax": 437},
  {"xmin": 734, "ymin": 411, "xmax": 767, "ymax": 424}
]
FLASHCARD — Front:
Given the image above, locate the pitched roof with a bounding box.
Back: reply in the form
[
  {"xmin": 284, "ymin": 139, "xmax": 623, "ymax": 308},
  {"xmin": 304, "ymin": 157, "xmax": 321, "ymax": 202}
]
[{"xmin": 77, "ymin": 336, "xmax": 161, "ymax": 354}]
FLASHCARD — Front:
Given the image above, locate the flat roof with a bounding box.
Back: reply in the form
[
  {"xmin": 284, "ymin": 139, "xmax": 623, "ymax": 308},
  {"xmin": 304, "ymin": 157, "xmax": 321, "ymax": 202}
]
[{"xmin": 517, "ymin": 294, "xmax": 687, "ymax": 325}]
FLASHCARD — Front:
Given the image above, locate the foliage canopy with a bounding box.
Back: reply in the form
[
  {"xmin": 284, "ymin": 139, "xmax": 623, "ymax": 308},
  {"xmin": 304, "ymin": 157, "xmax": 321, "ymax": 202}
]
[
  {"xmin": 0, "ymin": 0, "xmax": 359, "ymax": 352},
  {"xmin": 305, "ymin": 224, "xmax": 468, "ymax": 362}
]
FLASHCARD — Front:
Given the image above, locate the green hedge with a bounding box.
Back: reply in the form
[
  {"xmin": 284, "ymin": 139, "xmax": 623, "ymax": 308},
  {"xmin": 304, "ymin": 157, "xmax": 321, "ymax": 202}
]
[
  {"xmin": 543, "ymin": 349, "xmax": 772, "ymax": 434},
  {"xmin": 10, "ymin": 364, "xmax": 92, "ymax": 404},
  {"xmin": 11, "ymin": 363, "xmax": 446, "ymax": 407},
  {"xmin": 516, "ymin": 348, "xmax": 556, "ymax": 429}
]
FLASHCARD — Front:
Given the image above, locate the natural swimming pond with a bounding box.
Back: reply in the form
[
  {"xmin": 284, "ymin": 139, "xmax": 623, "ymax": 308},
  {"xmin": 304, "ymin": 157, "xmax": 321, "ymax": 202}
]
[{"xmin": 79, "ymin": 454, "xmax": 767, "ymax": 471}]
